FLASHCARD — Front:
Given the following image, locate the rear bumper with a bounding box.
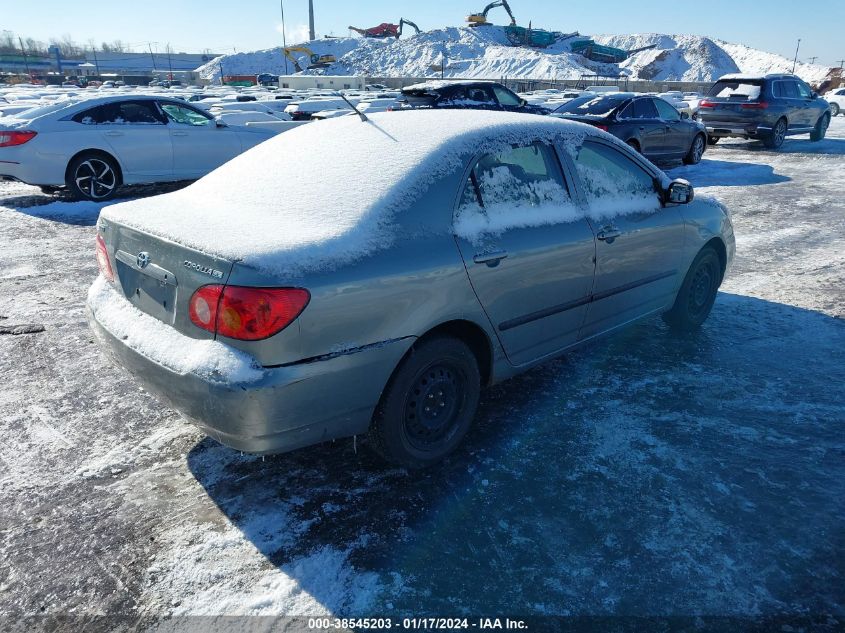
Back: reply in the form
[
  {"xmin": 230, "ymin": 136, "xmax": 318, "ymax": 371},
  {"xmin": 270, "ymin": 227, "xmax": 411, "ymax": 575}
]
[
  {"xmin": 702, "ymin": 120, "xmax": 772, "ymax": 139},
  {"xmin": 88, "ymin": 306, "xmax": 414, "ymax": 454}
]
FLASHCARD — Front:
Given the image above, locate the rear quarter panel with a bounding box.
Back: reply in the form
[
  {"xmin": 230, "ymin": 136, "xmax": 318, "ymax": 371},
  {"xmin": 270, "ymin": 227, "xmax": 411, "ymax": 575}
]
[{"xmin": 224, "ymin": 168, "xmax": 499, "ymax": 369}]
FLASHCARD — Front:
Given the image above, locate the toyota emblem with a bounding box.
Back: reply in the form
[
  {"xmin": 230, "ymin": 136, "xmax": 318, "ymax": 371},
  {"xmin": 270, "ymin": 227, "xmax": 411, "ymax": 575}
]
[{"xmin": 137, "ymin": 252, "xmax": 150, "ymax": 269}]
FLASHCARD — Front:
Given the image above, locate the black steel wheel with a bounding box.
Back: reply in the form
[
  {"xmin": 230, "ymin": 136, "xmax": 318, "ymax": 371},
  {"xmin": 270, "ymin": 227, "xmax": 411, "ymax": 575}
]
[
  {"xmin": 663, "ymin": 247, "xmax": 722, "ymax": 331},
  {"xmin": 66, "ymin": 153, "xmax": 120, "ymax": 201},
  {"xmin": 369, "ymin": 336, "xmax": 481, "ymax": 469}
]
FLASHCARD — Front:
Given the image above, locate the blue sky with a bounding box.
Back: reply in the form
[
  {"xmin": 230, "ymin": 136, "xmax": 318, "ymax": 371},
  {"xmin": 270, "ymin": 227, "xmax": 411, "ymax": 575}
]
[{"xmin": 3, "ymin": 0, "xmax": 843, "ymax": 65}]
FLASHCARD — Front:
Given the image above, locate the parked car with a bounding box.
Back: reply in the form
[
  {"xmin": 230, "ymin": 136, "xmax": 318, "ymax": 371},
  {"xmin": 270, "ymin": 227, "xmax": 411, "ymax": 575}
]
[
  {"xmin": 551, "ymin": 93, "xmax": 708, "ymax": 164},
  {"xmin": 88, "ymin": 110, "xmax": 734, "ymax": 468},
  {"xmin": 0, "ymin": 95, "xmax": 276, "ymax": 200},
  {"xmin": 697, "ymin": 73, "xmax": 831, "ymax": 148},
  {"xmin": 284, "ymin": 97, "xmax": 356, "ymax": 121},
  {"xmin": 401, "ymin": 81, "xmax": 549, "ymax": 115},
  {"xmin": 824, "ymin": 87, "xmax": 845, "ymax": 117}
]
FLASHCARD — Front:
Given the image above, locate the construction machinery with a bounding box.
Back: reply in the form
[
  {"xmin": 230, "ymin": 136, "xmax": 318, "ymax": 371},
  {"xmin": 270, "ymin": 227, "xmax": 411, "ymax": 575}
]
[
  {"xmin": 282, "ymin": 46, "xmax": 337, "ymax": 73},
  {"xmin": 348, "ymin": 18, "xmax": 421, "ymax": 39},
  {"xmin": 569, "ymin": 39, "xmax": 657, "ymax": 64},
  {"xmin": 466, "ymin": 0, "xmax": 516, "ymax": 26}
]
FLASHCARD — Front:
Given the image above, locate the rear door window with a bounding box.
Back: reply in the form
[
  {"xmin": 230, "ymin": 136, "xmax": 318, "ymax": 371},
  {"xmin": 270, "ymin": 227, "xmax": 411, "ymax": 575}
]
[
  {"xmin": 454, "ymin": 143, "xmax": 577, "ymax": 239},
  {"xmin": 631, "ymin": 98, "xmax": 659, "ymax": 118},
  {"xmin": 72, "ymin": 101, "xmax": 164, "ymax": 125}
]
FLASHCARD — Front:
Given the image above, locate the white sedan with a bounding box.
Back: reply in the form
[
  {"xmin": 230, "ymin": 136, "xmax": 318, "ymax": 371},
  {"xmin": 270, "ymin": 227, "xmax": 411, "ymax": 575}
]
[
  {"xmin": 824, "ymin": 87, "xmax": 845, "ymax": 117},
  {"xmin": 0, "ymin": 95, "xmax": 276, "ymax": 200}
]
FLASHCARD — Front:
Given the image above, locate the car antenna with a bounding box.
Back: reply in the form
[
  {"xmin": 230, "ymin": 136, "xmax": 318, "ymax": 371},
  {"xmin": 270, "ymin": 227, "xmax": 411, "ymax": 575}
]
[{"xmin": 336, "ymin": 91, "xmax": 369, "ymax": 122}]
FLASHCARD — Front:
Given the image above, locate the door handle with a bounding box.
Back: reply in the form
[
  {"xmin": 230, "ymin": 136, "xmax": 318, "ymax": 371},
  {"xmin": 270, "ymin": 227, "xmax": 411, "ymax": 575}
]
[
  {"xmin": 473, "ymin": 251, "xmax": 508, "ymax": 266},
  {"xmin": 104, "ymin": 131, "xmax": 123, "ymax": 137},
  {"xmin": 172, "ymin": 131, "xmax": 189, "ymax": 137},
  {"xmin": 597, "ymin": 227, "xmax": 622, "ymax": 242}
]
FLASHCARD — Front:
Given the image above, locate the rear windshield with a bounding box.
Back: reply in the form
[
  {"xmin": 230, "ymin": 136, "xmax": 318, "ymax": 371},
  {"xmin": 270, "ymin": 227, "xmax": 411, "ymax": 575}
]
[
  {"xmin": 708, "ymin": 80, "xmax": 763, "ymax": 100},
  {"xmin": 554, "ymin": 95, "xmax": 628, "ymax": 117},
  {"xmin": 10, "ymin": 100, "xmax": 81, "ymax": 119}
]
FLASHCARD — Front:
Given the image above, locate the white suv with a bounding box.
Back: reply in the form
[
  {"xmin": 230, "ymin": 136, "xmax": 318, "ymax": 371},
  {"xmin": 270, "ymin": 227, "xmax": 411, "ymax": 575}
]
[{"xmin": 824, "ymin": 87, "xmax": 845, "ymax": 116}]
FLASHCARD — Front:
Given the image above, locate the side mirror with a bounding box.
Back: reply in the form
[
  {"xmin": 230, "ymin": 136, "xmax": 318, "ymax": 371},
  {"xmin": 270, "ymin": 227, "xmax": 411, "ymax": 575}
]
[
  {"xmin": 519, "ymin": 98, "xmax": 527, "ymax": 107},
  {"xmin": 665, "ymin": 179, "xmax": 694, "ymax": 205},
  {"xmin": 680, "ymin": 111, "xmax": 690, "ymax": 120},
  {"xmin": 215, "ymin": 118, "xmax": 228, "ymax": 128},
  {"xmin": 811, "ymin": 92, "xmax": 818, "ymax": 99}
]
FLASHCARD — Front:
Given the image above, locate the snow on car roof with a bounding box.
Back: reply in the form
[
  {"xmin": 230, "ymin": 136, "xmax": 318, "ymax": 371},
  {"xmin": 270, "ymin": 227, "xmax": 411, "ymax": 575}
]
[{"xmin": 100, "ymin": 110, "xmax": 595, "ymax": 278}]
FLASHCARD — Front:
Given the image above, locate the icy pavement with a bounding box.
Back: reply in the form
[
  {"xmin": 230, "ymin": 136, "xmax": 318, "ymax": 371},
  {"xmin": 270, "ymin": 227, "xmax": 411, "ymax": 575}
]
[{"xmin": 0, "ymin": 120, "xmax": 843, "ymax": 623}]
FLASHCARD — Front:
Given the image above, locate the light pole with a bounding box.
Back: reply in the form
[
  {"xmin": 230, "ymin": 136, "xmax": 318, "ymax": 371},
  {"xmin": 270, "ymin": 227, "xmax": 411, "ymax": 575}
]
[
  {"xmin": 280, "ymin": 0, "xmax": 288, "ymax": 75},
  {"xmin": 792, "ymin": 38, "xmax": 801, "ymax": 74},
  {"xmin": 309, "ymin": 0, "xmax": 315, "ymax": 41}
]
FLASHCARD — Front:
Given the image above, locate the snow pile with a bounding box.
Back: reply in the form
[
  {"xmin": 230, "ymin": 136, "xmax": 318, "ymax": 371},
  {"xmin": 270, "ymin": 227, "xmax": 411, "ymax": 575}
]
[
  {"xmin": 196, "ymin": 28, "xmax": 832, "ymax": 85},
  {"xmin": 100, "ymin": 110, "xmax": 589, "ymax": 277},
  {"xmin": 87, "ymin": 275, "xmax": 263, "ymax": 383}
]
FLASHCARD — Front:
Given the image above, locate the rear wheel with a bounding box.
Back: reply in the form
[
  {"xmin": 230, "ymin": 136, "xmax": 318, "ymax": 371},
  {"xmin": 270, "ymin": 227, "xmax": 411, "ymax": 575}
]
[
  {"xmin": 368, "ymin": 336, "xmax": 481, "ymax": 469},
  {"xmin": 663, "ymin": 247, "xmax": 722, "ymax": 332},
  {"xmin": 65, "ymin": 153, "xmax": 120, "ymax": 201},
  {"xmin": 810, "ymin": 113, "xmax": 830, "ymax": 142},
  {"xmin": 683, "ymin": 134, "xmax": 706, "ymax": 165},
  {"xmin": 763, "ymin": 118, "xmax": 787, "ymax": 149},
  {"xmin": 829, "ymin": 103, "xmax": 840, "ymax": 117}
]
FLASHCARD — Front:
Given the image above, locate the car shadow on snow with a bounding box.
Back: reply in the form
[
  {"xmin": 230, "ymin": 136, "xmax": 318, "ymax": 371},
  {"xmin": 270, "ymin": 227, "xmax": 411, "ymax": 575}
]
[
  {"xmin": 667, "ymin": 158, "xmax": 791, "ymax": 188},
  {"xmin": 186, "ymin": 293, "xmax": 845, "ymax": 617},
  {"xmin": 0, "ymin": 181, "xmax": 192, "ymax": 226},
  {"xmin": 710, "ymin": 136, "xmax": 845, "ymax": 156}
]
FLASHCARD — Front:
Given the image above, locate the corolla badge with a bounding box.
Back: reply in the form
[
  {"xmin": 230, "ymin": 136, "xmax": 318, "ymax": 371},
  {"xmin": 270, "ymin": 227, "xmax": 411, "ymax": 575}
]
[
  {"xmin": 183, "ymin": 260, "xmax": 224, "ymax": 279},
  {"xmin": 136, "ymin": 252, "xmax": 150, "ymax": 269}
]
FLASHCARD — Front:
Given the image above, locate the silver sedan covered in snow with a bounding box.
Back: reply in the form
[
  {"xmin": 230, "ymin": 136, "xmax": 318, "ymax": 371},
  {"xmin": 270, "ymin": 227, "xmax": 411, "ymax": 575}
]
[{"xmin": 87, "ymin": 110, "xmax": 734, "ymax": 468}]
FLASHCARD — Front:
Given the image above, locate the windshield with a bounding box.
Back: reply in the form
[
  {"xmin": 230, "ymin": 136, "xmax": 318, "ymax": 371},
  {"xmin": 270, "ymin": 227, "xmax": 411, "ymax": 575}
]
[
  {"xmin": 553, "ymin": 95, "xmax": 628, "ymax": 117},
  {"xmin": 708, "ymin": 80, "xmax": 763, "ymax": 100}
]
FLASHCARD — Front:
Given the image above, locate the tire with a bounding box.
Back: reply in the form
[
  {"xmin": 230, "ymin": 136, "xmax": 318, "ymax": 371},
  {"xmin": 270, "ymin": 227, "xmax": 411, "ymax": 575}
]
[
  {"xmin": 368, "ymin": 336, "xmax": 481, "ymax": 469},
  {"xmin": 662, "ymin": 247, "xmax": 722, "ymax": 332},
  {"xmin": 626, "ymin": 139, "xmax": 641, "ymax": 153},
  {"xmin": 707, "ymin": 136, "xmax": 719, "ymax": 145},
  {"xmin": 763, "ymin": 118, "xmax": 787, "ymax": 149},
  {"xmin": 682, "ymin": 133, "xmax": 706, "ymax": 165},
  {"xmin": 830, "ymin": 103, "xmax": 840, "ymax": 117},
  {"xmin": 65, "ymin": 153, "xmax": 120, "ymax": 201},
  {"xmin": 810, "ymin": 113, "xmax": 830, "ymax": 142}
]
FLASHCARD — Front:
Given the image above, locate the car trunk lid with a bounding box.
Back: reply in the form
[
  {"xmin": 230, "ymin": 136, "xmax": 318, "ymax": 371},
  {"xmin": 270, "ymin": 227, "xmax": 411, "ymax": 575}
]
[{"xmin": 100, "ymin": 219, "xmax": 235, "ymax": 340}]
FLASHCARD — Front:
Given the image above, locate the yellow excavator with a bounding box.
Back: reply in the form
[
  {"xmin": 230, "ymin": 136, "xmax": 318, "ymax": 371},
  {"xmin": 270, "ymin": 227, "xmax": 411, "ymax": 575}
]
[
  {"xmin": 282, "ymin": 46, "xmax": 336, "ymax": 72},
  {"xmin": 466, "ymin": 0, "xmax": 516, "ymax": 26}
]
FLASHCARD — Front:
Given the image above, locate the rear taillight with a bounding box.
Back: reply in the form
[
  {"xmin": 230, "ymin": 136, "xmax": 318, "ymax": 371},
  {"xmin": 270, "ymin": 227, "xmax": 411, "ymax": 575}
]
[
  {"xmin": 741, "ymin": 101, "xmax": 769, "ymax": 109},
  {"xmin": 698, "ymin": 100, "xmax": 716, "ymax": 108},
  {"xmin": 594, "ymin": 124, "xmax": 609, "ymax": 131},
  {"xmin": 189, "ymin": 285, "xmax": 310, "ymax": 341},
  {"xmin": 95, "ymin": 233, "xmax": 114, "ymax": 283},
  {"xmin": 0, "ymin": 130, "xmax": 37, "ymax": 148}
]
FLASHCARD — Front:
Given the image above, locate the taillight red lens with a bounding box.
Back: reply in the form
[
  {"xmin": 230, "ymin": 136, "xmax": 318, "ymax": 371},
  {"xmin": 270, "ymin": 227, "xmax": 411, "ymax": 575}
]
[
  {"xmin": 698, "ymin": 100, "xmax": 716, "ymax": 108},
  {"xmin": 95, "ymin": 233, "xmax": 114, "ymax": 283},
  {"xmin": 0, "ymin": 130, "xmax": 37, "ymax": 148},
  {"xmin": 594, "ymin": 124, "xmax": 609, "ymax": 131},
  {"xmin": 189, "ymin": 286, "xmax": 310, "ymax": 341},
  {"xmin": 741, "ymin": 101, "xmax": 769, "ymax": 109}
]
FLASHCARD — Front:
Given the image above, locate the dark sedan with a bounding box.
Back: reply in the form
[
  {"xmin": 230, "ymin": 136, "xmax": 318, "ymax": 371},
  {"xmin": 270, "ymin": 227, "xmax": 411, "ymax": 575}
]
[
  {"xmin": 551, "ymin": 94, "xmax": 707, "ymax": 165},
  {"xmin": 400, "ymin": 81, "xmax": 549, "ymax": 116}
]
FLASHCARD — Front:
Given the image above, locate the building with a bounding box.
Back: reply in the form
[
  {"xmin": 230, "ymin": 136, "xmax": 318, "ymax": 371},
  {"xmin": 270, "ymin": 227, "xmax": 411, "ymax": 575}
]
[{"xmin": 277, "ymin": 75, "xmax": 365, "ymax": 90}]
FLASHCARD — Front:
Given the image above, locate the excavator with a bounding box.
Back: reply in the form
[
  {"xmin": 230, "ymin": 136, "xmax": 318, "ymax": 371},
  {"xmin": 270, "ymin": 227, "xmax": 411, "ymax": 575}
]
[
  {"xmin": 348, "ymin": 18, "xmax": 422, "ymax": 39},
  {"xmin": 466, "ymin": 0, "xmax": 516, "ymax": 26},
  {"xmin": 282, "ymin": 46, "xmax": 337, "ymax": 72}
]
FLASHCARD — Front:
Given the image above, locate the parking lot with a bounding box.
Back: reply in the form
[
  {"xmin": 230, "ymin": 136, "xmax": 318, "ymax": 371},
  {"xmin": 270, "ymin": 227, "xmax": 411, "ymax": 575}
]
[{"xmin": 1, "ymin": 118, "xmax": 843, "ymax": 621}]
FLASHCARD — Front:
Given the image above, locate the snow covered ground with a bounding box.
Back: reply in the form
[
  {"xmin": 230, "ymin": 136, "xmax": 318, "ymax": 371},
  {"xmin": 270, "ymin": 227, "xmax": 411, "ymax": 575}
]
[
  {"xmin": 1, "ymin": 119, "xmax": 843, "ymax": 624},
  {"xmin": 197, "ymin": 27, "xmax": 833, "ymax": 85}
]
